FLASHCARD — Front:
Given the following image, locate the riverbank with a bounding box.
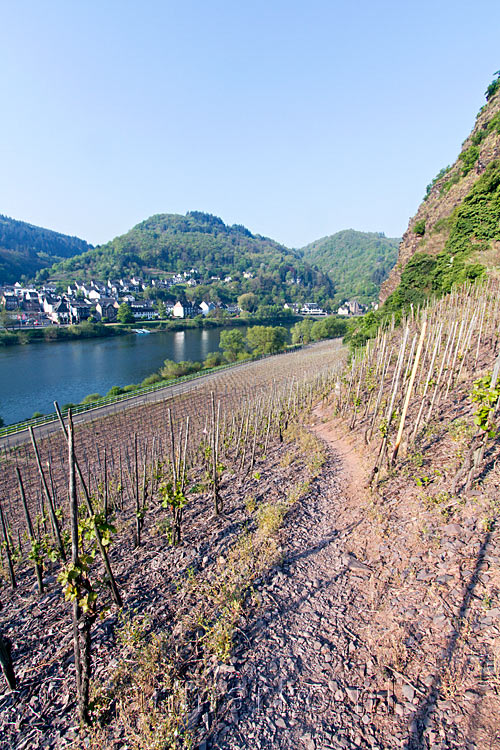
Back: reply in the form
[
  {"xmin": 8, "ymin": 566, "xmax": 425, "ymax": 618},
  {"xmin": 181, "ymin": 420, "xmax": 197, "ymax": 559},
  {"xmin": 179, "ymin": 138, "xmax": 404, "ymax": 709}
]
[
  {"xmin": 0, "ymin": 313, "xmax": 300, "ymax": 346},
  {"xmin": 0, "ymin": 320, "xmax": 123, "ymax": 346}
]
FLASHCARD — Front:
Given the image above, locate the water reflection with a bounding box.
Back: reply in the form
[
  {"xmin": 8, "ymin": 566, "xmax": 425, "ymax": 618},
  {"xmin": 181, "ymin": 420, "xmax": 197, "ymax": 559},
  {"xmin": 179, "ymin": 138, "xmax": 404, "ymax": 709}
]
[
  {"xmin": 172, "ymin": 331, "xmax": 186, "ymax": 360},
  {"xmin": 0, "ymin": 328, "xmax": 225, "ymax": 425}
]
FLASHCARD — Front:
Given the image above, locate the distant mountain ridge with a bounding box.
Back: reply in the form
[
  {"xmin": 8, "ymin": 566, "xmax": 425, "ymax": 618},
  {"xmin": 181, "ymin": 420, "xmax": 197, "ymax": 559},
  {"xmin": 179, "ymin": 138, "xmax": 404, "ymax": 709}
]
[
  {"xmin": 0, "ymin": 214, "xmax": 92, "ymax": 284},
  {"xmin": 1, "ymin": 209, "xmax": 401, "ymax": 310},
  {"xmin": 301, "ymin": 229, "xmax": 400, "ymax": 306},
  {"xmin": 47, "ymin": 211, "xmax": 336, "ymax": 307}
]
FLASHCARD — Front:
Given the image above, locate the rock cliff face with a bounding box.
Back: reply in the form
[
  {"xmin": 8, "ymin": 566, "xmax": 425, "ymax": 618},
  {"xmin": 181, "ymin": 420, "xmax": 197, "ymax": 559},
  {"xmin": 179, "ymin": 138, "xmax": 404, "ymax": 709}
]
[{"xmin": 380, "ymin": 81, "xmax": 500, "ymax": 302}]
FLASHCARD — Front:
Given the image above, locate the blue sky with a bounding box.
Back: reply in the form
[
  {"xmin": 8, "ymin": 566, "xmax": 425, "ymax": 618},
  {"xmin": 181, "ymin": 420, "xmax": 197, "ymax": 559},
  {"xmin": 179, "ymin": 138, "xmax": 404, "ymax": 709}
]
[{"xmin": 1, "ymin": 0, "xmax": 500, "ymax": 248}]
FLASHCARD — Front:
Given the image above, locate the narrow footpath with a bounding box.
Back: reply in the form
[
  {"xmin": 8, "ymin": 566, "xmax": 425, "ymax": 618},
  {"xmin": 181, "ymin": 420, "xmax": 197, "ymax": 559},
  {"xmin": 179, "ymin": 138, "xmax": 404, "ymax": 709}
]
[{"xmin": 212, "ymin": 406, "xmax": 476, "ymax": 750}]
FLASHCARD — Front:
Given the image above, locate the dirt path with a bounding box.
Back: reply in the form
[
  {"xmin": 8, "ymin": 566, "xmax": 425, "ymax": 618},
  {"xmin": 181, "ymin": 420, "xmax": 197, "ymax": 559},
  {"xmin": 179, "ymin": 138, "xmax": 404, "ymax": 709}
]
[
  {"xmin": 213, "ymin": 408, "xmax": 394, "ymax": 750},
  {"xmin": 211, "ymin": 405, "xmax": 498, "ymax": 750}
]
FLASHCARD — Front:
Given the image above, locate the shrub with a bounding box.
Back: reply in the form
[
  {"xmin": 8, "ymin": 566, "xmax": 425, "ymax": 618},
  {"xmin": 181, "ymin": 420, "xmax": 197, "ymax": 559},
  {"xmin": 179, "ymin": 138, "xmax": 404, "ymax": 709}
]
[
  {"xmin": 459, "ymin": 144, "xmax": 479, "ymax": 176},
  {"xmin": 413, "ymin": 219, "xmax": 426, "ymax": 236},
  {"xmin": 80, "ymin": 393, "xmax": 103, "ymax": 404},
  {"xmin": 485, "ymin": 72, "xmax": 500, "ymax": 101},
  {"xmin": 204, "ymin": 351, "xmax": 225, "ymax": 369},
  {"xmin": 106, "ymin": 385, "xmax": 124, "ymax": 397},
  {"xmin": 141, "ymin": 373, "xmax": 162, "ymax": 386}
]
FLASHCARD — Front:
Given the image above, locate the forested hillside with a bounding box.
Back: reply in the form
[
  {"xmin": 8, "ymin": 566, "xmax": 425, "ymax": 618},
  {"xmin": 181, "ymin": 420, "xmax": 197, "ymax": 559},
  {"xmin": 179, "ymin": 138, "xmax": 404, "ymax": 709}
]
[
  {"xmin": 48, "ymin": 211, "xmax": 336, "ymax": 307},
  {"xmin": 301, "ymin": 229, "xmax": 400, "ymax": 306},
  {"xmin": 0, "ymin": 214, "xmax": 92, "ymax": 284}
]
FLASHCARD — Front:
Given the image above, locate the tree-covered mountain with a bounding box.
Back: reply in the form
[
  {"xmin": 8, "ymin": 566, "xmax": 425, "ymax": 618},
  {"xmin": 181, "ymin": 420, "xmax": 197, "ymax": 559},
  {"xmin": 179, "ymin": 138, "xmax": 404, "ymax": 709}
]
[
  {"xmin": 0, "ymin": 214, "xmax": 92, "ymax": 284},
  {"xmin": 380, "ymin": 72, "xmax": 500, "ymax": 308},
  {"xmin": 300, "ymin": 230, "xmax": 400, "ymax": 306},
  {"xmin": 47, "ymin": 211, "xmax": 336, "ymax": 308}
]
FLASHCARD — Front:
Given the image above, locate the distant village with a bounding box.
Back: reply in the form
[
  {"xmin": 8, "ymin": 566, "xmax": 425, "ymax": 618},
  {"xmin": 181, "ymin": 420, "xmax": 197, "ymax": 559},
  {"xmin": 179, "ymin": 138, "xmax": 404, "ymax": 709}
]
[{"xmin": 0, "ymin": 270, "xmax": 370, "ymax": 327}]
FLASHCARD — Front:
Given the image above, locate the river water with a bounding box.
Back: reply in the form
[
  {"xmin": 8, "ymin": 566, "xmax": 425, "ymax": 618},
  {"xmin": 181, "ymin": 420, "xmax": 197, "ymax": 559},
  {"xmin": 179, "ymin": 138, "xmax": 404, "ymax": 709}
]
[{"xmin": 0, "ymin": 327, "xmax": 228, "ymax": 425}]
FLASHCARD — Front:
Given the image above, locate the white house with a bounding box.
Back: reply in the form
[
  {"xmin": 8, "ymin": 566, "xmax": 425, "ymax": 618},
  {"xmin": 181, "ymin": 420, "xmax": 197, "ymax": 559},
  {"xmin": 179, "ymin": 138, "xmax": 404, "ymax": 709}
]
[
  {"xmin": 301, "ymin": 302, "xmax": 327, "ymax": 316},
  {"xmin": 172, "ymin": 301, "xmax": 199, "ymax": 318},
  {"xmin": 199, "ymin": 301, "xmax": 216, "ymax": 316}
]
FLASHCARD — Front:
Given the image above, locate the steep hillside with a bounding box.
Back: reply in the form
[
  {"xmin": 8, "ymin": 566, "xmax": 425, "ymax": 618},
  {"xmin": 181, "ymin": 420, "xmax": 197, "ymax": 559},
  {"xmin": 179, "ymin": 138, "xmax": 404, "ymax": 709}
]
[
  {"xmin": 301, "ymin": 229, "xmax": 400, "ymax": 305},
  {"xmin": 0, "ymin": 214, "xmax": 92, "ymax": 284},
  {"xmin": 381, "ymin": 73, "xmax": 500, "ymax": 305},
  {"xmin": 48, "ymin": 211, "xmax": 335, "ymax": 305}
]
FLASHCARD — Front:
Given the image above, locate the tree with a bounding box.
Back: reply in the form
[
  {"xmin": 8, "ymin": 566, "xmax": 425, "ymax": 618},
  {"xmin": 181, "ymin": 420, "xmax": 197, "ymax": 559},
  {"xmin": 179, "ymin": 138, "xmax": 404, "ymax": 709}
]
[
  {"xmin": 204, "ymin": 351, "xmax": 225, "ymax": 369},
  {"xmin": 0, "ymin": 306, "xmax": 11, "ymax": 329},
  {"xmin": 311, "ymin": 317, "xmax": 347, "ymax": 341},
  {"xmin": 292, "ymin": 319, "xmax": 313, "ymax": 344},
  {"xmin": 246, "ymin": 325, "xmax": 288, "ymax": 356},
  {"xmin": 237, "ymin": 292, "xmax": 259, "ymax": 312},
  {"xmin": 155, "ymin": 300, "xmax": 167, "ymax": 318},
  {"xmin": 219, "ymin": 329, "xmax": 245, "ymax": 361},
  {"xmin": 117, "ymin": 303, "xmax": 134, "ymax": 323}
]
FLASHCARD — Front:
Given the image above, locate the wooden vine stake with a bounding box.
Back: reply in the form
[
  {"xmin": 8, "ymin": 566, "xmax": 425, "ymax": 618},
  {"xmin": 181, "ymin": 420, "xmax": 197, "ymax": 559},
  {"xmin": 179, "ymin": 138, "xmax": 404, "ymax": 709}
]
[
  {"xmin": 67, "ymin": 409, "xmax": 94, "ymax": 725},
  {"xmin": 54, "ymin": 402, "xmax": 122, "ymax": 607},
  {"xmin": 0, "ymin": 501, "xmax": 16, "ymax": 589},
  {"xmin": 29, "ymin": 426, "xmax": 66, "ymax": 562},
  {"xmin": 211, "ymin": 393, "xmax": 223, "ymax": 514},
  {"xmin": 0, "ymin": 629, "xmax": 16, "ymax": 691},
  {"xmin": 390, "ymin": 320, "xmax": 427, "ymax": 465},
  {"xmin": 16, "ymin": 467, "xmax": 44, "ymax": 594}
]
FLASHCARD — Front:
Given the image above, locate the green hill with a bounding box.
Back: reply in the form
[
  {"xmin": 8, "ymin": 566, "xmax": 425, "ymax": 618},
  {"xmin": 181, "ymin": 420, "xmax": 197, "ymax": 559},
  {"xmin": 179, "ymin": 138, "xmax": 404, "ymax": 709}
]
[
  {"xmin": 48, "ymin": 211, "xmax": 336, "ymax": 307},
  {"xmin": 0, "ymin": 214, "xmax": 92, "ymax": 284},
  {"xmin": 300, "ymin": 230, "xmax": 400, "ymax": 306}
]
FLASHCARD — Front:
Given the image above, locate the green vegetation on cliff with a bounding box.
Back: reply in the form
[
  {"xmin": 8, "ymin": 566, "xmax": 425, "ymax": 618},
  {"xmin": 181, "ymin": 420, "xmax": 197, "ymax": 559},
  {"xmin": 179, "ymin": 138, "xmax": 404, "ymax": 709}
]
[
  {"xmin": 300, "ymin": 229, "xmax": 400, "ymax": 306},
  {"xmin": 349, "ymin": 74, "xmax": 500, "ymax": 349},
  {"xmin": 347, "ymin": 155, "xmax": 500, "ymax": 348},
  {"xmin": 0, "ymin": 214, "xmax": 92, "ymax": 284}
]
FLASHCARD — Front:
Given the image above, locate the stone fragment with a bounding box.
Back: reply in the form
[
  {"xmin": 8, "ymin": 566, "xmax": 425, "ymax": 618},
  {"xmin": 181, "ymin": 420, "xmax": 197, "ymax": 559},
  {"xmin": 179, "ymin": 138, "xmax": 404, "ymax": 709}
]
[
  {"xmin": 401, "ymin": 684, "xmax": 415, "ymax": 702},
  {"xmin": 346, "ymin": 687, "xmax": 360, "ymax": 702},
  {"xmin": 443, "ymin": 523, "xmax": 462, "ymax": 536}
]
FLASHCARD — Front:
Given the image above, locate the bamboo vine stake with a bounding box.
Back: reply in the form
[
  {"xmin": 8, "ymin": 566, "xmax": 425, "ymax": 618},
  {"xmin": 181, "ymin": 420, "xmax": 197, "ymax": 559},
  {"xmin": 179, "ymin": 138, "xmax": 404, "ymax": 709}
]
[
  {"xmin": 425, "ymin": 322, "xmax": 456, "ymax": 424},
  {"xmin": 369, "ymin": 325, "xmax": 409, "ymax": 484},
  {"xmin": 465, "ymin": 350, "xmax": 500, "ymax": 491},
  {"xmin": 367, "ymin": 346, "xmax": 393, "ymax": 443},
  {"xmin": 390, "ymin": 320, "xmax": 428, "ymax": 465},
  {"xmin": 411, "ymin": 323, "xmax": 443, "ymax": 443}
]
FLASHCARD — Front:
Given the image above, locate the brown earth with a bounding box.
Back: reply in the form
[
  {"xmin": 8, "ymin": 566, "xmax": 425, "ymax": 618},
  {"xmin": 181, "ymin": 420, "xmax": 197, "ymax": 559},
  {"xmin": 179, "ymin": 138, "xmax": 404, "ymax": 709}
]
[{"xmin": 211, "ymin": 404, "xmax": 500, "ymax": 750}]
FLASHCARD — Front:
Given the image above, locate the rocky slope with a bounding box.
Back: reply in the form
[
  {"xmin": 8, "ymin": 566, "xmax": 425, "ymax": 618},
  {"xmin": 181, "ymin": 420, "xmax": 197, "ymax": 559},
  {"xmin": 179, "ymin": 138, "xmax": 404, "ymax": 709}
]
[{"xmin": 381, "ymin": 75, "xmax": 500, "ymax": 303}]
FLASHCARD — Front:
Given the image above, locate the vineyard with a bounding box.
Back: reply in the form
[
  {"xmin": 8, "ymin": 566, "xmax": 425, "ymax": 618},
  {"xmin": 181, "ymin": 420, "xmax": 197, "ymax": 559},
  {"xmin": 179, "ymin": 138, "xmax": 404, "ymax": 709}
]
[
  {"xmin": 2, "ymin": 280, "xmax": 500, "ymax": 749},
  {"xmin": 0, "ymin": 341, "xmax": 346, "ymax": 749},
  {"xmin": 312, "ymin": 279, "xmax": 500, "ymax": 748}
]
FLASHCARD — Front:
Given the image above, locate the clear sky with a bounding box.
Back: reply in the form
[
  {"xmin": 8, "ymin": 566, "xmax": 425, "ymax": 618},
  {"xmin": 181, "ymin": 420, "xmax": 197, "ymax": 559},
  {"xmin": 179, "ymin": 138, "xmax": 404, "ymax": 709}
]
[{"xmin": 1, "ymin": 0, "xmax": 500, "ymax": 249}]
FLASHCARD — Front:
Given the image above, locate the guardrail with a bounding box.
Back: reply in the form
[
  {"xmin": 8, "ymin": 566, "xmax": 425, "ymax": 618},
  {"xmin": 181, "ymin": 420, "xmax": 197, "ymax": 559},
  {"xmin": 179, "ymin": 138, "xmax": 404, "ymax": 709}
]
[{"xmin": 0, "ymin": 344, "xmax": 304, "ymax": 438}]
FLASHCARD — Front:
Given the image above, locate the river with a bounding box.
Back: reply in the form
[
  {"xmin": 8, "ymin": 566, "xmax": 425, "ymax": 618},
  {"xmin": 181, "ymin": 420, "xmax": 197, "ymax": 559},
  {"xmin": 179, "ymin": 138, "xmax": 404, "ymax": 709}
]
[{"xmin": 0, "ymin": 327, "xmax": 231, "ymax": 425}]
